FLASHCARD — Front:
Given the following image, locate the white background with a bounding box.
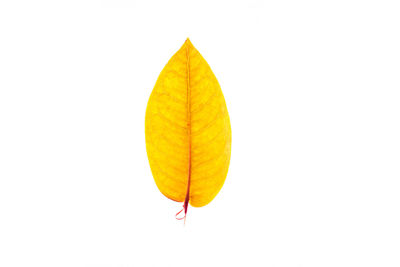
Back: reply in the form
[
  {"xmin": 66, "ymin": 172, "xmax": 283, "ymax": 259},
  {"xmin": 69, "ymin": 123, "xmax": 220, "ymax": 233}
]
[{"xmin": 1, "ymin": 0, "xmax": 399, "ymax": 266}]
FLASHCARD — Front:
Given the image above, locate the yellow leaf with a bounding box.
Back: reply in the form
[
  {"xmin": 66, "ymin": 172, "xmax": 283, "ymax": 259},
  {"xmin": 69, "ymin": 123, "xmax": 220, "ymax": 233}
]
[{"xmin": 145, "ymin": 39, "xmax": 231, "ymax": 219}]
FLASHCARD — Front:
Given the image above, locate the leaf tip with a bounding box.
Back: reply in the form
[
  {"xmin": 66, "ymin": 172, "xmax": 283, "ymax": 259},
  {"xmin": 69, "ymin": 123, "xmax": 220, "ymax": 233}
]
[{"xmin": 184, "ymin": 38, "xmax": 193, "ymax": 48}]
